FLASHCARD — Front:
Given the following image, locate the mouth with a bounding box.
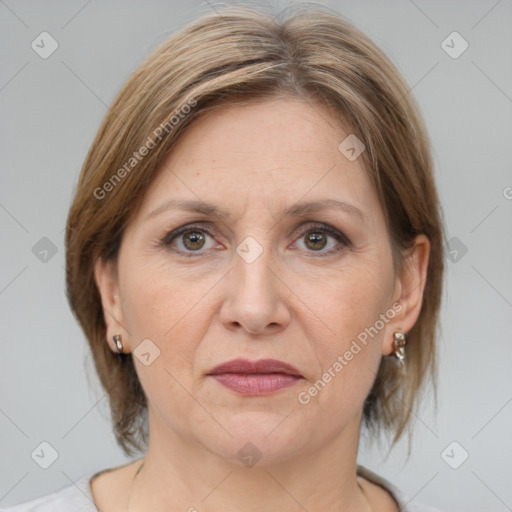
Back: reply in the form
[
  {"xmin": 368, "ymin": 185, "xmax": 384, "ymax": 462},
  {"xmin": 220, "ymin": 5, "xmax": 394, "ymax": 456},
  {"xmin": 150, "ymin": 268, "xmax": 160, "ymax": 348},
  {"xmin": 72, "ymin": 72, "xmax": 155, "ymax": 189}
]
[{"xmin": 206, "ymin": 358, "xmax": 304, "ymax": 396}]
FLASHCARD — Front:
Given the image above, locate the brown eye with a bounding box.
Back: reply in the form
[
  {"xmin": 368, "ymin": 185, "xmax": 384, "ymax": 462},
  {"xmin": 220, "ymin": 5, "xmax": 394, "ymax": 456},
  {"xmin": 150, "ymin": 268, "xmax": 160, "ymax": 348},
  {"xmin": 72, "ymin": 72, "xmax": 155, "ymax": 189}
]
[
  {"xmin": 182, "ymin": 231, "xmax": 206, "ymax": 250},
  {"xmin": 294, "ymin": 224, "xmax": 350, "ymax": 257},
  {"xmin": 162, "ymin": 224, "xmax": 217, "ymax": 256},
  {"xmin": 304, "ymin": 232, "xmax": 327, "ymax": 250}
]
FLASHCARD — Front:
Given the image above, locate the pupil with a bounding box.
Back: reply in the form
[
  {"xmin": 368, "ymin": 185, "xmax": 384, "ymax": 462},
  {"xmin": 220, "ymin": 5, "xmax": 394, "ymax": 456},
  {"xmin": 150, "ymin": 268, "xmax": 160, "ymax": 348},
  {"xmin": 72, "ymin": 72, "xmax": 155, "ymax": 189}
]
[{"xmin": 307, "ymin": 233, "xmax": 326, "ymax": 250}]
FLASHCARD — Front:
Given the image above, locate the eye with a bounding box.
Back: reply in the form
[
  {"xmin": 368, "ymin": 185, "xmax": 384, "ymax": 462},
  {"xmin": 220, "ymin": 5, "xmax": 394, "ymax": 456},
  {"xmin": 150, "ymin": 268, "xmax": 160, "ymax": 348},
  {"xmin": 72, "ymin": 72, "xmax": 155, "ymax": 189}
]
[
  {"xmin": 294, "ymin": 223, "xmax": 350, "ymax": 256},
  {"xmin": 162, "ymin": 224, "xmax": 218, "ymax": 257},
  {"xmin": 161, "ymin": 222, "xmax": 350, "ymax": 258}
]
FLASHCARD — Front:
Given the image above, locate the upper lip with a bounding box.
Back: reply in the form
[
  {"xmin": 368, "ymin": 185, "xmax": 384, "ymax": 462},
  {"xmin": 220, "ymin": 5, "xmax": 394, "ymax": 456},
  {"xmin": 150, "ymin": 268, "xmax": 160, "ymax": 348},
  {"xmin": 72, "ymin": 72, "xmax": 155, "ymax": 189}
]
[{"xmin": 207, "ymin": 358, "xmax": 303, "ymax": 377}]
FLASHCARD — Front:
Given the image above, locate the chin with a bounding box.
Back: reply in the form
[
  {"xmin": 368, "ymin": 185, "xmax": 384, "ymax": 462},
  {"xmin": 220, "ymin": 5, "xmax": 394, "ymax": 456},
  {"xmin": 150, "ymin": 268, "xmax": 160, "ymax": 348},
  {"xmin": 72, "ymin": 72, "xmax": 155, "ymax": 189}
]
[{"xmin": 197, "ymin": 410, "xmax": 315, "ymax": 468}]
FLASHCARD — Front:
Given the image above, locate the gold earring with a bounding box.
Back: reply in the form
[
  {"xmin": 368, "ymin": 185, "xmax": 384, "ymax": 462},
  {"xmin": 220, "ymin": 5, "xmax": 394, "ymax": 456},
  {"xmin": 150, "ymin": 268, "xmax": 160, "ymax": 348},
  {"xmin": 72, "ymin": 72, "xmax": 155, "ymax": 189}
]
[
  {"xmin": 113, "ymin": 334, "xmax": 123, "ymax": 353},
  {"xmin": 392, "ymin": 331, "xmax": 407, "ymax": 365}
]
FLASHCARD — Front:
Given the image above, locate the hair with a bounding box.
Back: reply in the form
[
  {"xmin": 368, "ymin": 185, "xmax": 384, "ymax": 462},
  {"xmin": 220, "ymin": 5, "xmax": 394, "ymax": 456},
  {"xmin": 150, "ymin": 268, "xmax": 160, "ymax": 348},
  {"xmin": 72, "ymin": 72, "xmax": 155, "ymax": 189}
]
[{"xmin": 65, "ymin": 2, "xmax": 446, "ymax": 457}]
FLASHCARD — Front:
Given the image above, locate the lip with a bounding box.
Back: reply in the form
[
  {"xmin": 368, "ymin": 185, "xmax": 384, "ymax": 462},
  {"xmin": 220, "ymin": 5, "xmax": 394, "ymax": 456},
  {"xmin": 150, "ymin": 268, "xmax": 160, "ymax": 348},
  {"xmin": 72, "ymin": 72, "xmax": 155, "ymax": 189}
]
[
  {"xmin": 208, "ymin": 358, "xmax": 303, "ymax": 376},
  {"xmin": 207, "ymin": 358, "xmax": 303, "ymax": 396}
]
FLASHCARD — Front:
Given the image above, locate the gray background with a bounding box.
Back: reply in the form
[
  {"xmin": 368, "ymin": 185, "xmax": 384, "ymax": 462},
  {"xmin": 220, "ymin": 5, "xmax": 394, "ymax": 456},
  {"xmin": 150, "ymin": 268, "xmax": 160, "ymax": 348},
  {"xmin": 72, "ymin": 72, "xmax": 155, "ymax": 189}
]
[{"xmin": 1, "ymin": 0, "xmax": 511, "ymax": 510}]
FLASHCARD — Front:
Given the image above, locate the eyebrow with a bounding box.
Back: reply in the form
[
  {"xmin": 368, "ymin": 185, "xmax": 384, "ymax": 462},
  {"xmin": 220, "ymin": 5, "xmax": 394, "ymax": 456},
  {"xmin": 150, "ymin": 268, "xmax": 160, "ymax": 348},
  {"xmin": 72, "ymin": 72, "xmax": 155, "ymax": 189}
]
[{"xmin": 145, "ymin": 198, "xmax": 366, "ymax": 222}]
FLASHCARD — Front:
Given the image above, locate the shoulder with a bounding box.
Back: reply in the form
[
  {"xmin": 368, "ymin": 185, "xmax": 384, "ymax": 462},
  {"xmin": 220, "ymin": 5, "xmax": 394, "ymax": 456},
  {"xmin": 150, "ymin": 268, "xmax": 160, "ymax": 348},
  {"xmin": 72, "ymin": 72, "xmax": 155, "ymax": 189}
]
[
  {"xmin": 357, "ymin": 465, "xmax": 444, "ymax": 512},
  {"xmin": 0, "ymin": 473, "xmax": 97, "ymax": 512},
  {"xmin": 0, "ymin": 461, "xmax": 141, "ymax": 512}
]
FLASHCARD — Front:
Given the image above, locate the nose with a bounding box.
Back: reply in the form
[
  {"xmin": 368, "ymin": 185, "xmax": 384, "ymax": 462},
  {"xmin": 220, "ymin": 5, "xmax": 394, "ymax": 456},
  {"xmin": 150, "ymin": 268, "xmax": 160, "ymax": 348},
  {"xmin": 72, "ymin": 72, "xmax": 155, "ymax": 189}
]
[{"xmin": 219, "ymin": 247, "xmax": 291, "ymax": 336}]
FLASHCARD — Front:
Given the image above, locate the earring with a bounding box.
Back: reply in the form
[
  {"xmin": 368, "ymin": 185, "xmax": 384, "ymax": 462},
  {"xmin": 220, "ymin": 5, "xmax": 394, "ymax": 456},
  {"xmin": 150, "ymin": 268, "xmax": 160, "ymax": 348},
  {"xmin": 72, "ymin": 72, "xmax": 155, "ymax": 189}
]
[
  {"xmin": 392, "ymin": 331, "xmax": 407, "ymax": 365},
  {"xmin": 113, "ymin": 334, "xmax": 124, "ymax": 353}
]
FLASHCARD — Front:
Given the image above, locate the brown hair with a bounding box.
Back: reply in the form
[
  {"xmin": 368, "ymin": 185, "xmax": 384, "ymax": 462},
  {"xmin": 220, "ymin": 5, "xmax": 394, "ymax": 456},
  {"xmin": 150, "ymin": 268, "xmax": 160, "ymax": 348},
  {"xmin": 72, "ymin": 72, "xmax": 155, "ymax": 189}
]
[{"xmin": 65, "ymin": 3, "xmax": 446, "ymax": 457}]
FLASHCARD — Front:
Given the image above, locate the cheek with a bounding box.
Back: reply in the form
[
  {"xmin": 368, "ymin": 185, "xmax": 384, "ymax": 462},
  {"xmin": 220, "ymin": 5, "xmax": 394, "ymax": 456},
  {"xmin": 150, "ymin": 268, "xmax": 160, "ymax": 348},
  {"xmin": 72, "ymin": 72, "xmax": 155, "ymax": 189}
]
[
  {"xmin": 119, "ymin": 260, "xmax": 211, "ymax": 376},
  {"xmin": 302, "ymin": 255, "xmax": 394, "ymax": 409},
  {"xmin": 321, "ymin": 257, "xmax": 392, "ymax": 338},
  {"xmin": 119, "ymin": 264, "xmax": 215, "ymax": 434}
]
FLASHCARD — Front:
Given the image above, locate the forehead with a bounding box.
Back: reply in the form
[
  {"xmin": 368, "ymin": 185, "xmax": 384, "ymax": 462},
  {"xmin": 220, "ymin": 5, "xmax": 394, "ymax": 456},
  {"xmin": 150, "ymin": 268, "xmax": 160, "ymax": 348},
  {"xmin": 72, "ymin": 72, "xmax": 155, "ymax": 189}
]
[{"xmin": 137, "ymin": 97, "xmax": 380, "ymax": 224}]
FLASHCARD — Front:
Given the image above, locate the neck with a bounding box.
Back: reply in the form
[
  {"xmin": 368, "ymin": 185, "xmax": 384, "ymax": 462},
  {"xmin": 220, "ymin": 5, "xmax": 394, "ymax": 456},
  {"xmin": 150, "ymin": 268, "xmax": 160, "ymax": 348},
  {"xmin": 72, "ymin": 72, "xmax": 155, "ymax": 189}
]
[{"xmin": 126, "ymin": 408, "xmax": 372, "ymax": 512}]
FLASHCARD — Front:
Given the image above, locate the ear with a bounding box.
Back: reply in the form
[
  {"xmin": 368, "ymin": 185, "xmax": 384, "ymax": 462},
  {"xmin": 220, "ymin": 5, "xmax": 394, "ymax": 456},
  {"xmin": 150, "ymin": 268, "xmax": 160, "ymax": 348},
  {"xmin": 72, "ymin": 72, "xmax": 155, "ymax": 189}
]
[
  {"xmin": 383, "ymin": 234, "xmax": 430, "ymax": 356},
  {"xmin": 94, "ymin": 257, "xmax": 130, "ymax": 354}
]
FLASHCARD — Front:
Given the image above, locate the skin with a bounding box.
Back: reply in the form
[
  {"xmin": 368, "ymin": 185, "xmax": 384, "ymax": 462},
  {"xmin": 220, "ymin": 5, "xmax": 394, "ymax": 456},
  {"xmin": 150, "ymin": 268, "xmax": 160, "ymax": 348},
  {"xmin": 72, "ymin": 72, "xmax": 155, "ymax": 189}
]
[{"xmin": 93, "ymin": 96, "xmax": 430, "ymax": 512}]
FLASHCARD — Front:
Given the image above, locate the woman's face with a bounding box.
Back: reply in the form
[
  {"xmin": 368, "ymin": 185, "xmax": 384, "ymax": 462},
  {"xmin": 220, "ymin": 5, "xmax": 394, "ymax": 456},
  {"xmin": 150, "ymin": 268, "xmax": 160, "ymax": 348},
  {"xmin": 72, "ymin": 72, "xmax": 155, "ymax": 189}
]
[{"xmin": 96, "ymin": 97, "xmax": 427, "ymax": 465}]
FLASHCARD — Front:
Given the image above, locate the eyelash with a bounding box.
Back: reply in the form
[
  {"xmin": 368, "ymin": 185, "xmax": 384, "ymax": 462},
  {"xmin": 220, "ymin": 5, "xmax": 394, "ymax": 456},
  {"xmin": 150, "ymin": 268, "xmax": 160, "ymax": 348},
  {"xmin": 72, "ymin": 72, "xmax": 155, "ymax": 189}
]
[{"xmin": 161, "ymin": 222, "xmax": 351, "ymax": 259}]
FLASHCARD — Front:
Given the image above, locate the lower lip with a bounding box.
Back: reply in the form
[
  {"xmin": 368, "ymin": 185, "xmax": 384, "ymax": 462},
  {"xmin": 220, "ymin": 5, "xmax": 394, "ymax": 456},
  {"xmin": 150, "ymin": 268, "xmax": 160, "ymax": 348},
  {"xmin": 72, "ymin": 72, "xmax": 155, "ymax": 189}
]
[{"xmin": 210, "ymin": 373, "xmax": 302, "ymax": 395}]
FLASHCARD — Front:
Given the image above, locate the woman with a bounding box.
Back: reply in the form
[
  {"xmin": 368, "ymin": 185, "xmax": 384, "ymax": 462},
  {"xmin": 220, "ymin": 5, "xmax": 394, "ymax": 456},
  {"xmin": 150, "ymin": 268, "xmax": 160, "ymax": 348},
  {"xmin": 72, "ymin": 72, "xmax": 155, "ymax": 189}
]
[{"xmin": 3, "ymin": 4, "xmax": 446, "ymax": 511}]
